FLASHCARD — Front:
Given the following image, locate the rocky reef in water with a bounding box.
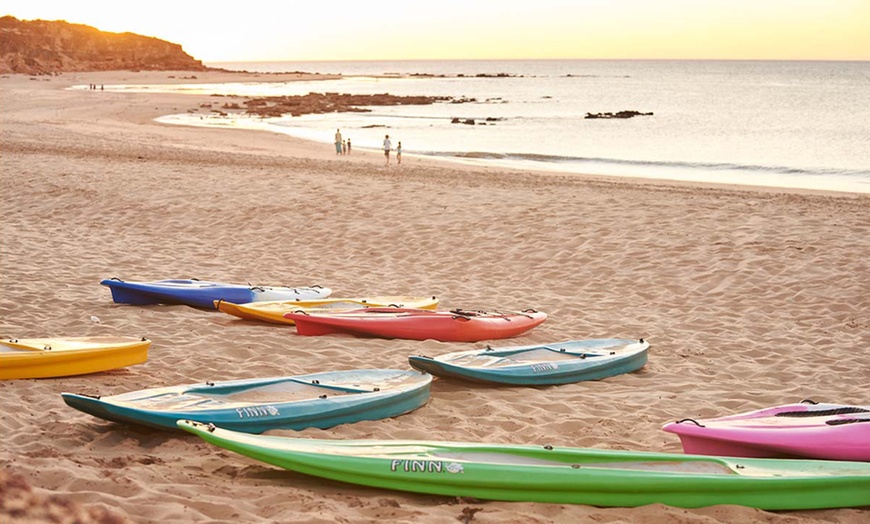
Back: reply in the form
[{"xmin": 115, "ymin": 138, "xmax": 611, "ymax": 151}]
[
  {"xmin": 197, "ymin": 92, "xmax": 473, "ymax": 118},
  {"xmin": 0, "ymin": 16, "xmax": 207, "ymax": 75}
]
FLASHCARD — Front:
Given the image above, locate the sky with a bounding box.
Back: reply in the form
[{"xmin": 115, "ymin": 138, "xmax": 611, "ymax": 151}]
[{"xmin": 3, "ymin": 0, "xmax": 868, "ymax": 63}]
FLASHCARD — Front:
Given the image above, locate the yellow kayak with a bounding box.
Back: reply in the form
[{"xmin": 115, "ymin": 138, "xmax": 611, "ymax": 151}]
[
  {"xmin": 216, "ymin": 296, "xmax": 440, "ymax": 325},
  {"xmin": 0, "ymin": 336, "xmax": 150, "ymax": 379}
]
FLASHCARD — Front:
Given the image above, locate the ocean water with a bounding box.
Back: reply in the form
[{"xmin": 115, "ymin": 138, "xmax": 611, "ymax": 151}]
[{"xmin": 120, "ymin": 60, "xmax": 870, "ymax": 193}]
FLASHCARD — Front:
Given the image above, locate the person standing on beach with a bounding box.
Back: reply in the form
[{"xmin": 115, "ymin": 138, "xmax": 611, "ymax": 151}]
[
  {"xmin": 383, "ymin": 134, "xmax": 392, "ymax": 164},
  {"xmin": 396, "ymin": 141, "xmax": 402, "ymax": 164},
  {"xmin": 334, "ymin": 129, "xmax": 343, "ymax": 155},
  {"xmin": 342, "ymin": 139, "xmax": 347, "ymax": 155},
  {"xmin": 347, "ymin": 138, "xmax": 352, "ymax": 154}
]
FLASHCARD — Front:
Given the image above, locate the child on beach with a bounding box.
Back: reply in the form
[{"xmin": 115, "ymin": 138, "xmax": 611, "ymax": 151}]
[
  {"xmin": 347, "ymin": 138, "xmax": 352, "ymax": 154},
  {"xmin": 397, "ymin": 141, "xmax": 402, "ymax": 164}
]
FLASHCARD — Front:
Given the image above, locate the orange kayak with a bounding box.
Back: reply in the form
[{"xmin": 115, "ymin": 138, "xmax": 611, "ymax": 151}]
[
  {"xmin": 285, "ymin": 308, "xmax": 547, "ymax": 342},
  {"xmin": 216, "ymin": 296, "xmax": 439, "ymax": 325}
]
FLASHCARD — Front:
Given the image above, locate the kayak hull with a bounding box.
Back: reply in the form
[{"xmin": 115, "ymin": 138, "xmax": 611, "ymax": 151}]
[
  {"xmin": 101, "ymin": 278, "xmax": 331, "ymax": 309},
  {"xmin": 179, "ymin": 421, "xmax": 870, "ymax": 510},
  {"xmin": 287, "ymin": 308, "xmax": 547, "ymax": 342},
  {"xmin": 217, "ymin": 296, "xmax": 440, "ymax": 325},
  {"xmin": 62, "ymin": 369, "xmax": 431, "ymax": 433},
  {"xmin": 409, "ymin": 338, "xmax": 648, "ymax": 385},
  {"xmin": 663, "ymin": 402, "xmax": 870, "ymax": 461},
  {"xmin": 0, "ymin": 337, "xmax": 150, "ymax": 379}
]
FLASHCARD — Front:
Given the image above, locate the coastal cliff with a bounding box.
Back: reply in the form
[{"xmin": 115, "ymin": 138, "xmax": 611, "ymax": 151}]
[{"xmin": 0, "ymin": 16, "xmax": 207, "ymax": 74}]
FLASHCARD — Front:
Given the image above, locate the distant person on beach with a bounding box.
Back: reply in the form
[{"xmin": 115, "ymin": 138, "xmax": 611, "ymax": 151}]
[
  {"xmin": 346, "ymin": 138, "xmax": 352, "ymax": 154},
  {"xmin": 342, "ymin": 139, "xmax": 347, "ymax": 155},
  {"xmin": 334, "ymin": 129, "xmax": 343, "ymax": 155},
  {"xmin": 383, "ymin": 135, "xmax": 392, "ymax": 164},
  {"xmin": 396, "ymin": 141, "xmax": 402, "ymax": 164}
]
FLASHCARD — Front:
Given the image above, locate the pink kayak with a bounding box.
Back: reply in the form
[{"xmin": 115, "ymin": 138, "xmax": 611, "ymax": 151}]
[
  {"xmin": 662, "ymin": 401, "xmax": 870, "ymax": 461},
  {"xmin": 285, "ymin": 307, "xmax": 547, "ymax": 342}
]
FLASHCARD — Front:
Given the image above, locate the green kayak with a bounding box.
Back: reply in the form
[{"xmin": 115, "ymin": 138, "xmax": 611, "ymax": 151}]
[{"xmin": 178, "ymin": 420, "xmax": 870, "ymax": 510}]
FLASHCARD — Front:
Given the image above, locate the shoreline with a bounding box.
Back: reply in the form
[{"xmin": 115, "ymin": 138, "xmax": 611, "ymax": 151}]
[
  {"xmin": 2, "ymin": 70, "xmax": 869, "ymax": 523},
  {"xmin": 10, "ymin": 69, "xmax": 860, "ymax": 197}
]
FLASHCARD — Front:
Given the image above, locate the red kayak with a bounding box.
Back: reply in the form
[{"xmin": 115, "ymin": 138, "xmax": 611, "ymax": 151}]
[{"xmin": 285, "ymin": 308, "xmax": 547, "ymax": 342}]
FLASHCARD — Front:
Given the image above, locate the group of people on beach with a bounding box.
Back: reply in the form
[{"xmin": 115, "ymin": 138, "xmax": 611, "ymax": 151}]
[
  {"xmin": 334, "ymin": 129, "xmax": 401, "ymax": 165},
  {"xmin": 333, "ymin": 129, "xmax": 352, "ymax": 155},
  {"xmin": 382, "ymin": 134, "xmax": 402, "ymax": 165}
]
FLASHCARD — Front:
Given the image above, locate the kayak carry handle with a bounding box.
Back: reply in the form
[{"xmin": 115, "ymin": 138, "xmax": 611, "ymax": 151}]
[
  {"xmin": 800, "ymin": 399, "xmax": 819, "ymax": 405},
  {"xmin": 676, "ymin": 418, "xmax": 705, "ymax": 427}
]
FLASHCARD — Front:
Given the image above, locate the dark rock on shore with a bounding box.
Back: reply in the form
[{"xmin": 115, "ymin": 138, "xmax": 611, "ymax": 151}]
[{"xmin": 585, "ymin": 110, "xmax": 653, "ymax": 119}]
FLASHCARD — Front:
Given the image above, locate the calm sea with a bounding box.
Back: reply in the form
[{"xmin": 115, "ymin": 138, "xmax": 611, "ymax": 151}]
[{"xmin": 124, "ymin": 59, "xmax": 870, "ymax": 193}]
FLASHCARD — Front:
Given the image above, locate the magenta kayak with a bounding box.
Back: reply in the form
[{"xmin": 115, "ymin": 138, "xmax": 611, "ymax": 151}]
[{"xmin": 662, "ymin": 401, "xmax": 870, "ymax": 461}]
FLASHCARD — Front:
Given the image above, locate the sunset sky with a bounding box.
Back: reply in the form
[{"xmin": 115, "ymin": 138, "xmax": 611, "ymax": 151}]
[{"xmin": 3, "ymin": 0, "xmax": 868, "ymax": 62}]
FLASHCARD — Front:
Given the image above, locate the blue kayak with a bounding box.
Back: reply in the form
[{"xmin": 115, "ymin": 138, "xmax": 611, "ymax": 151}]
[
  {"xmin": 62, "ymin": 369, "xmax": 431, "ymax": 433},
  {"xmin": 409, "ymin": 338, "xmax": 649, "ymax": 385},
  {"xmin": 100, "ymin": 278, "xmax": 331, "ymax": 309}
]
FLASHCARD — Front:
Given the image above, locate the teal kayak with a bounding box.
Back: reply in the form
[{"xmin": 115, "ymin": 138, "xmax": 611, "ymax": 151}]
[
  {"xmin": 409, "ymin": 338, "xmax": 648, "ymax": 385},
  {"xmin": 63, "ymin": 369, "xmax": 431, "ymax": 433},
  {"xmin": 178, "ymin": 420, "xmax": 870, "ymax": 509}
]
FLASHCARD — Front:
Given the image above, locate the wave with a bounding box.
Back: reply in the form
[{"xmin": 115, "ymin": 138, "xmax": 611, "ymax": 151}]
[{"xmin": 420, "ymin": 151, "xmax": 870, "ymax": 178}]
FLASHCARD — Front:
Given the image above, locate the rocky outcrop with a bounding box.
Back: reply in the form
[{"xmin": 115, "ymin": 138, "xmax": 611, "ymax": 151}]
[
  {"xmin": 238, "ymin": 92, "xmax": 464, "ymax": 118},
  {"xmin": 0, "ymin": 16, "xmax": 207, "ymax": 74}
]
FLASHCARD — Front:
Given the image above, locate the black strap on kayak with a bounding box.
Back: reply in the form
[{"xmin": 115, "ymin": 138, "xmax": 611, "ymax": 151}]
[
  {"xmin": 826, "ymin": 418, "xmax": 870, "ymax": 426},
  {"xmin": 110, "ymin": 277, "xmax": 123, "ymax": 282},
  {"xmin": 775, "ymin": 407, "xmax": 869, "ymax": 417}
]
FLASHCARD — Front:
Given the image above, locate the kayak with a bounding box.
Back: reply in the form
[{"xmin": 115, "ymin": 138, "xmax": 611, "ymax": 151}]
[
  {"xmin": 216, "ymin": 296, "xmax": 440, "ymax": 325},
  {"xmin": 408, "ymin": 338, "xmax": 648, "ymax": 385},
  {"xmin": 662, "ymin": 400, "xmax": 870, "ymax": 461},
  {"xmin": 178, "ymin": 420, "xmax": 870, "ymax": 510},
  {"xmin": 100, "ymin": 278, "xmax": 331, "ymax": 309},
  {"xmin": 285, "ymin": 308, "xmax": 547, "ymax": 342},
  {"xmin": 62, "ymin": 369, "xmax": 431, "ymax": 433},
  {"xmin": 0, "ymin": 336, "xmax": 150, "ymax": 380}
]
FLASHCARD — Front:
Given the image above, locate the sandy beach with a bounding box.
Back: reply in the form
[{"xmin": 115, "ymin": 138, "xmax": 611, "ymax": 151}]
[{"xmin": 1, "ymin": 70, "xmax": 868, "ymax": 523}]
